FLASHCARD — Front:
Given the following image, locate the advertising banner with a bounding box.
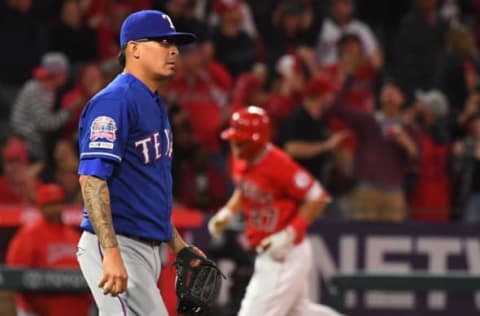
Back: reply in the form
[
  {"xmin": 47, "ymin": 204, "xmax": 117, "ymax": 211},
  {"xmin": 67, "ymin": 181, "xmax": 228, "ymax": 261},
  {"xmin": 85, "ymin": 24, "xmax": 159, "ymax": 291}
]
[{"xmin": 307, "ymin": 220, "xmax": 480, "ymax": 316}]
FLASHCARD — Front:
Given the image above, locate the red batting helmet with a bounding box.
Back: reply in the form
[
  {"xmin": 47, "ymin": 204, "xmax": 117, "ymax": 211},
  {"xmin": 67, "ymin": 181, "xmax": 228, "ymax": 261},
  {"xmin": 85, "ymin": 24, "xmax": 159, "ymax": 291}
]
[
  {"xmin": 221, "ymin": 106, "xmax": 270, "ymax": 144},
  {"xmin": 221, "ymin": 106, "xmax": 271, "ymax": 159},
  {"xmin": 36, "ymin": 184, "xmax": 65, "ymax": 206}
]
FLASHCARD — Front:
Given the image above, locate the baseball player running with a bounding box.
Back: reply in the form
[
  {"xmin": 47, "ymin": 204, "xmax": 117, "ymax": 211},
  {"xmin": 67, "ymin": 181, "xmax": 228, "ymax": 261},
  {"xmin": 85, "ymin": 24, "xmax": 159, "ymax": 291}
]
[
  {"xmin": 209, "ymin": 106, "xmax": 343, "ymax": 316},
  {"xmin": 76, "ymin": 10, "xmax": 205, "ymax": 316}
]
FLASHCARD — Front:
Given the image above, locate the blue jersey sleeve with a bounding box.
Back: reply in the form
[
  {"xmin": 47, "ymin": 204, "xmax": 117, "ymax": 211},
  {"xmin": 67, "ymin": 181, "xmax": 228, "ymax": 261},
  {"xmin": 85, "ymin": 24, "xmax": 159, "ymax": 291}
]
[
  {"xmin": 78, "ymin": 95, "xmax": 135, "ymax": 163},
  {"xmin": 78, "ymin": 158, "xmax": 115, "ymax": 180}
]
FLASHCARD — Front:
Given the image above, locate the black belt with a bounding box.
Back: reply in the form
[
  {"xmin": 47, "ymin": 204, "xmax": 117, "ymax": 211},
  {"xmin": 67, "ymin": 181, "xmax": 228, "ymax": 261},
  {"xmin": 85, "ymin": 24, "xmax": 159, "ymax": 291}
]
[
  {"xmin": 118, "ymin": 234, "xmax": 163, "ymax": 247},
  {"xmin": 83, "ymin": 229, "xmax": 163, "ymax": 247}
]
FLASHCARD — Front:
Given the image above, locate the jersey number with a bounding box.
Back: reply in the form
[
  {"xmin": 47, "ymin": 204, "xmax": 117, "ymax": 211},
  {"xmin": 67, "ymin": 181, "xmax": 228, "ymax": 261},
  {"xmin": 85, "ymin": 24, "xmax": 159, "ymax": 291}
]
[{"xmin": 250, "ymin": 207, "xmax": 279, "ymax": 232}]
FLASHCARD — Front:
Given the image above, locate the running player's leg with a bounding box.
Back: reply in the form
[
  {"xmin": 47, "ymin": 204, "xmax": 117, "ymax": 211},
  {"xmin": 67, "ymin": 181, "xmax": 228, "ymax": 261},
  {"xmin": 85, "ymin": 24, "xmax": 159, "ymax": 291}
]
[
  {"xmin": 238, "ymin": 239, "xmax": 313, "ymax": 316},
  {"xmin": 77, "ymin": 232, "xmax": 168, "ymax": 316},
  {"xmin": 289, "ymin": 291, "xmax": 344, "ymax": 316},
  {"xmin": 288, "ymin": 240, "xmax": 343, "ymax": 316}
]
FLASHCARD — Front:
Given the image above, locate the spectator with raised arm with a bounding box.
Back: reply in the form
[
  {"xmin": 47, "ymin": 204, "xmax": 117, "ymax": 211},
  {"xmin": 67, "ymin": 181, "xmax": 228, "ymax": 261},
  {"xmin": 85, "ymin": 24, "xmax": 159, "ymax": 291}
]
[{"xmin": 330, "ymin": 78, "xmax": 420, "ymax": 221}]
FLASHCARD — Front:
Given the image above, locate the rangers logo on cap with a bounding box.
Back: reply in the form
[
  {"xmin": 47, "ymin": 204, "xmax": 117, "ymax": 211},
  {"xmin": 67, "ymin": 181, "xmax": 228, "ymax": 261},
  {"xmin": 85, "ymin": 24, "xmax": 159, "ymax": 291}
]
[{"xmin": 90, "ymin": 116, "xmax": 117, "ymax": 142}]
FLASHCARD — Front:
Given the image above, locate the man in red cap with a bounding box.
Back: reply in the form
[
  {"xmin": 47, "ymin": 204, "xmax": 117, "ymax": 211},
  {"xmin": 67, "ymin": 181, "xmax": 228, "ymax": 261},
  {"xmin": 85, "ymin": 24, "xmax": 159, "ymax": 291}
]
[
  {"xmin": 6, "ymin": 183, "xmax": 93, "ymax": 316},
  {"xmin": 0, "ymin": 137, "xmax": 41, "ymax": 204}
]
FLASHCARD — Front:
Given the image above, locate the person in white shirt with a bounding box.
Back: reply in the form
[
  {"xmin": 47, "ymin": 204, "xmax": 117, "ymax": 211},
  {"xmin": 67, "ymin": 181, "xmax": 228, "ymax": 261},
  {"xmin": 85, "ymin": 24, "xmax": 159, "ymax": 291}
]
[{"xmin": 316, "ymin": 0, "xmax": 383, "ymax": 69}]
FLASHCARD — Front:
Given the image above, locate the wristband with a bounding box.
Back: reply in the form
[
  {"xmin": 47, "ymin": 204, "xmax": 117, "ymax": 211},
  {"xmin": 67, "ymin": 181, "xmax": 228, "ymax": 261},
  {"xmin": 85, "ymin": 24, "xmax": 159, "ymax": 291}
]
[{"xmin": 289, "ymin": 215, "xmax": 309, "ymax": 244}]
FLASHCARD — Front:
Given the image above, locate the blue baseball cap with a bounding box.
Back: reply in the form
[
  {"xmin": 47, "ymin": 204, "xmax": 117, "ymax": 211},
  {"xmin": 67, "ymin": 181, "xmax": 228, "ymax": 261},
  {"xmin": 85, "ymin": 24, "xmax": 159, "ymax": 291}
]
[{"xmin": 120, "ymin": 10, "xmax": 196, "ymax": 48}]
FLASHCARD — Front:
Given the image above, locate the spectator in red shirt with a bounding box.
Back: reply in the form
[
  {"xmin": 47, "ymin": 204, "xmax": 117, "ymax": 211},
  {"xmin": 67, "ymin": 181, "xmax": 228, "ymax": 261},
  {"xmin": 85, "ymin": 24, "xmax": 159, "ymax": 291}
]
[
  {"xmin": 6, "ymin": 183, "xmax": 92, "ymax": 316},
  {"xmin": 409, "ymin": 90, "xmax": 451, "ymax": 222},
  {"xmin": 0, "ymin": 137, "xmax": 41, "ymax": 205}
]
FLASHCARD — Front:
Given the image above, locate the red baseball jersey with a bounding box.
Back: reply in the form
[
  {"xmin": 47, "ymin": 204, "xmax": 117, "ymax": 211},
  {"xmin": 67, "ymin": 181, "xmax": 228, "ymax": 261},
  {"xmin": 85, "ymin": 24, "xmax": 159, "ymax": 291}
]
[
  {"xmin": 232, "ymin": 145, "xmax": 321, "ymax": 247},
  {"xmin": 6, "ymin": 217, "xmax": 92, "ymax": 316}
]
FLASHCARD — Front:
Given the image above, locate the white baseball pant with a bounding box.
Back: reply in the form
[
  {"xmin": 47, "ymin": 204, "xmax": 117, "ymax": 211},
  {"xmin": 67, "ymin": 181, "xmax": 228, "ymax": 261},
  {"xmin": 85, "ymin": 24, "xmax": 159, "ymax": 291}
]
[
  {"xmin": 238, "ymin": 238, "xmax": 342, "ymax": 316},
  {"xmin": 77, "ymin": 231, "xmax": 168, "ymax": 316}
]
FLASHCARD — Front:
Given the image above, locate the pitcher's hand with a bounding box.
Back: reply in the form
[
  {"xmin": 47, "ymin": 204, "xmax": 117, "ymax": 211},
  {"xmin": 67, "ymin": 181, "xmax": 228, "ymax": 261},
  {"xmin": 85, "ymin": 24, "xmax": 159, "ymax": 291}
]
[{"xmin": 98, "ymin": 247, "xmax": 128, "ymax": 296}]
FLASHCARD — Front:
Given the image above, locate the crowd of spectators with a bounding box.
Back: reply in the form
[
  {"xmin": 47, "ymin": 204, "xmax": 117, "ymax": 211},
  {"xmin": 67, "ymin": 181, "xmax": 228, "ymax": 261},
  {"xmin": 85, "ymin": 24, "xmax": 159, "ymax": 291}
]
[{"xmin": 1, "ymin": 0, "xmax": 480, "ymax": 225}]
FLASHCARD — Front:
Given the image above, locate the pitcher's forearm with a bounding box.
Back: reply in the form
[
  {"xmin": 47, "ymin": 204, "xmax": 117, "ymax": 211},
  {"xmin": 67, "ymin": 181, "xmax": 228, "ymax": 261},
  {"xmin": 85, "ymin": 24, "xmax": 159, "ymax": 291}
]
[
  {"xmin": 168, "ymin": 226, "xmax": 187, "ymax": 254},
  {"xmin": 79, "ymin": 175, "xmax": 118, "ymax": 249}
]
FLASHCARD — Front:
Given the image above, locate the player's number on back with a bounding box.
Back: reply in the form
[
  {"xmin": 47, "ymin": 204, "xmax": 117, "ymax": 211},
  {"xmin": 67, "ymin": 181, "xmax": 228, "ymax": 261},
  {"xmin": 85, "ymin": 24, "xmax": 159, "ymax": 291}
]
[{"xmin": 250, "ymin": 207, "xmax": 279, "ymax": 232}]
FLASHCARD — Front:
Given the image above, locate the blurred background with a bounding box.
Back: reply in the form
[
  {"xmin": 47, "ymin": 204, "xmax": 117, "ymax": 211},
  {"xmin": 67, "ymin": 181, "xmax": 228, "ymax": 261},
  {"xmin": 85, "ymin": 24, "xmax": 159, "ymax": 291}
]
[{"xmin": 1, "ymin": 0, "xmax": 480, "ymax": 315}]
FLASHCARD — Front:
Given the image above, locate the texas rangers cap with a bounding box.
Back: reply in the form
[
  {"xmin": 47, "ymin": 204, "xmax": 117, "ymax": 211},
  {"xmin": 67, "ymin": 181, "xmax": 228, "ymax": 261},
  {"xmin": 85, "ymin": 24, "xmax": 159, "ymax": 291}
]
[{"xmin": 120, "ymin": 10, "xmax": 196, "ymax": 47}]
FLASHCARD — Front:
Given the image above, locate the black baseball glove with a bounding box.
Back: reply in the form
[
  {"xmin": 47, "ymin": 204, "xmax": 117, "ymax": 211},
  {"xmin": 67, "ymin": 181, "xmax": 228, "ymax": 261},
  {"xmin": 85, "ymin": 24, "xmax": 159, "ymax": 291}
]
[{"xmin": 174, "ymin": 246, "xmax": 225, "ymax": 315}]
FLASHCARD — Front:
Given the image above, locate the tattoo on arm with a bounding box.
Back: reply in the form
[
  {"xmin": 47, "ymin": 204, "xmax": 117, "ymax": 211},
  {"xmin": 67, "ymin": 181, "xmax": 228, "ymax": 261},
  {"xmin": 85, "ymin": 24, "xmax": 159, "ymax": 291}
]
[{"xmin": 80, "ymin": 175, "xmax": 118, "ymax": 249}]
